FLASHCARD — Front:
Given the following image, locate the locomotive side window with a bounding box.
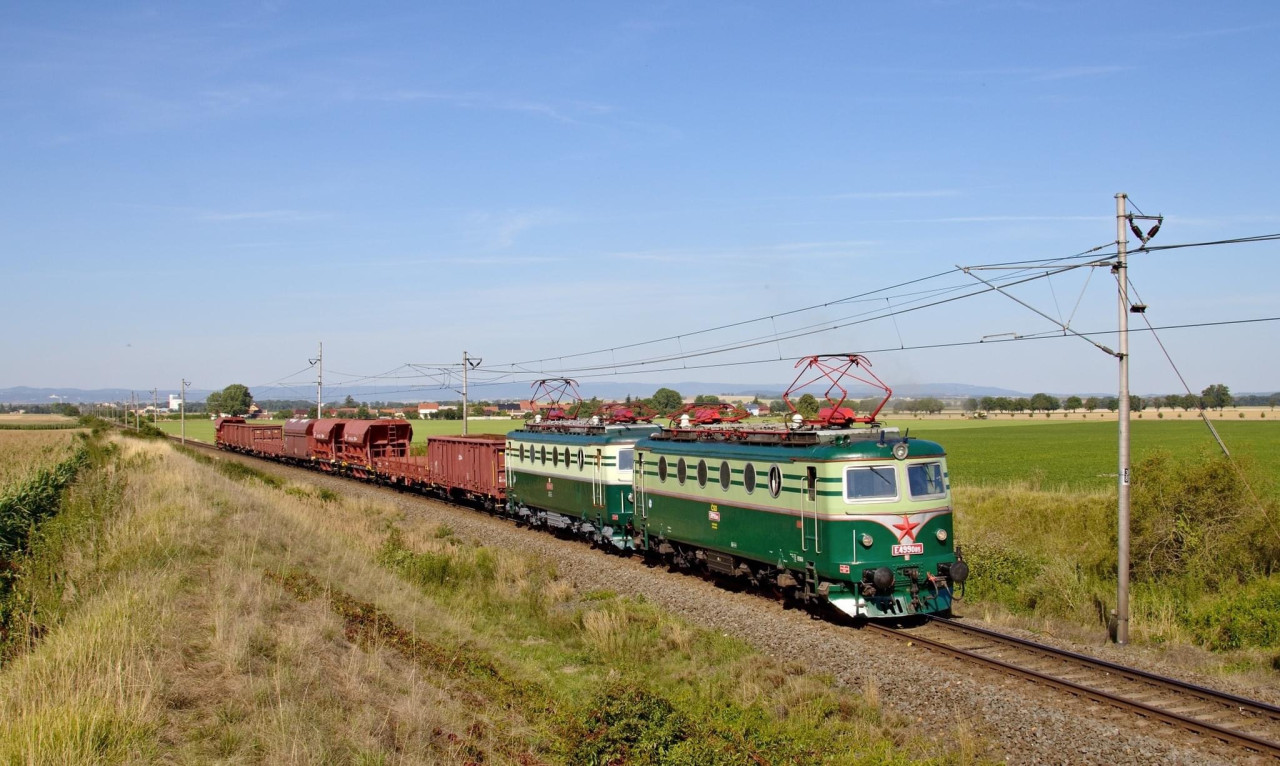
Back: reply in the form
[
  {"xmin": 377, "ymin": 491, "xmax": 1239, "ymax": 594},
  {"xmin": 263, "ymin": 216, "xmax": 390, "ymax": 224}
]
[
  {"xmin": 553, "ymin": 448, "xmax": 560, "ymax": 467},
  {"xmin": 719, "ymin": 461, "xmax": 730, "ymax": 491},
  {"xmin": 697, "ymin": 460, "xmax": 708, "ymax": 488},
  {"xmin": 577, "ymin": 448, "xmax": 584, "ymax": 469},
  {"xmin": 768, "ymin": 465, "xmax": 782, "ymax": 498},
  {"xmin": 677, "ymin": 458, "xmax": 688, "ymax": 485},
  {"xmin": 907, "ymin": 462, "xmax": 946, "ymax": 499},
  {"xmin": 845, "ymin": 465, "xmax": 899, "ymax": 502},
  {"xmin": 618, "ymin": 449, "xmax": 634, "ymax": 471},
  {"xmin": 658, "ymin": 456, "xmax": 668, "ymax": 482},
  {"xmin": 563, "ymin": 447, "xmax": 571, "ymax": 465},
  {"xmin": 743, "ymin": 463, "xmax": 757, "ymax": 494},
  {"xmin": 540, "ymin": 446, "xmax": 546, "ymax": 464},
  {"xmin": 519, "ymin": 445, "xmax": 526, "ymax": 462},
  {"xmin": 806, "ymin": 466, "xmax": 817, "ymax": 501}
]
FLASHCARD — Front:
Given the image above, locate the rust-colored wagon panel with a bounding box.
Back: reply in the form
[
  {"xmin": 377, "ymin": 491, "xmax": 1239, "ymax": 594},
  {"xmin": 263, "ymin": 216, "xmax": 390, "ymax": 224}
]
[{"xmin": 428, "ymin": 434, "xmax": 508, "ymax": 501}]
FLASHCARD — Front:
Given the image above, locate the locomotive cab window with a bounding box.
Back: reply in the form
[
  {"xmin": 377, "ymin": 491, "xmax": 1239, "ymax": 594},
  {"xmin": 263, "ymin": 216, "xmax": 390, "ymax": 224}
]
[
  {"xmin": 907, "ymin": 461, "xmax": 946, "ymax": 499},
  {"xmin": 618, "ymin": 449, "xmax": 634, "ymax": 472},
  {"xmin": 658, "ymin": 456, "xmax": 668, "ymax": 482},
  {"xmin": 845, "ymin": 465, "xmax": 898, "ymax": 502}
]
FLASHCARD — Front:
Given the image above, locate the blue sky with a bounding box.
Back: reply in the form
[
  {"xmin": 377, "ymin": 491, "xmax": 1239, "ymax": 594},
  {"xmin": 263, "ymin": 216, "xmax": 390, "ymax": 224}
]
[{"xmin": 3, "ymin": 1, "xmax": 1278, "ymax": 401}]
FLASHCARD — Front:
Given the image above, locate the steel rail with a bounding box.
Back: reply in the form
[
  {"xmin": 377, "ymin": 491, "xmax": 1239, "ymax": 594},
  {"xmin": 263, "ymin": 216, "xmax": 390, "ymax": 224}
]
[{"xmin": 867, "ymin": 619, "xmax": 1280, "ymax": 758}]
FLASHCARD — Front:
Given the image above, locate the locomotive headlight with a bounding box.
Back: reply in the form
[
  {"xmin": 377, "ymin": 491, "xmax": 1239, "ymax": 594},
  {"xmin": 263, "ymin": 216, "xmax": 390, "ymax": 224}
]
[
  {"xmin": 935, "ymin": 528, "xmax": 948, "ymax": 543},
  {"xmin": 860, "ymin": 533, "xmax": 874, "ymax": 548}
]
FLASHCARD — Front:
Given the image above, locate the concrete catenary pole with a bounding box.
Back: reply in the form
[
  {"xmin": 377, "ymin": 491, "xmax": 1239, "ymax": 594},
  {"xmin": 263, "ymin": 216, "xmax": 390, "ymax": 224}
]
[
  {"xmin": 151, "ymin": 388, "xmax": 158, "ymax": 424},
  {"xmin": 181, "ymin": 379, "xmax": 190, "ymax": 445},
  {"xmin": 317, "ymin": 342, "xmax": 323, "ymax": 418},
  {"xmin": 461, "ymin": 350, "xmax": 469, "ymax": 436},
  {"xmin": 1115, "ymin": 192, "xmax": 1131, "ymax": 645}
]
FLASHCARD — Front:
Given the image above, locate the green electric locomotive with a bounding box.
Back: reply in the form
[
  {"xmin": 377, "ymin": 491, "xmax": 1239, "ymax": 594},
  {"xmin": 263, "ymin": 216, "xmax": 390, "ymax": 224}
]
[
  {"xmin": 505, "ymin": 382, "xmax": 660, "ymax": 549},
  {"xmin": 632, "ymin": 355, "xmax": 969, "ymax": 618}
]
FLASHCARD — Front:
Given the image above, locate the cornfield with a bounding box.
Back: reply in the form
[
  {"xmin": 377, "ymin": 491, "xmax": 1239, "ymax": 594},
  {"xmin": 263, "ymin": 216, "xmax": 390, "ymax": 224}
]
[{"xmin": 0, "ymin": 431, "xmax": 88, "ymax": 562}]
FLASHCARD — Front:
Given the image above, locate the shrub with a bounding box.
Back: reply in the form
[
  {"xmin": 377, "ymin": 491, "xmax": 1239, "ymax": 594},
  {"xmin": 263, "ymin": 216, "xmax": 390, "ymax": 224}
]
[
  {"xmin": 1129, "ymin": 450, "xmax": 1277, "ymax": 589},
  {"xmin": 1186, "ymin": 577, "xmax": 1280, "ymax": 649}
]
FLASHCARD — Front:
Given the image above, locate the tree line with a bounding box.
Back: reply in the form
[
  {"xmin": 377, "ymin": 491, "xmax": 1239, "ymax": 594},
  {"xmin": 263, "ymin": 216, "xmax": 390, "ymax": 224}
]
[{"xmin": 967, "ymin": 383, "xmax": 1247, "ymax": 415}]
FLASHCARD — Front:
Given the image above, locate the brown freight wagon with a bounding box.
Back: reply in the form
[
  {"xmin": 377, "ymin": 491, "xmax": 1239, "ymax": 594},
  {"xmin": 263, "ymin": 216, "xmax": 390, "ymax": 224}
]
[
  {"xmin": 337, "ymin": 420, "xmax": 413, "ymax": 470},
  {"xmin": 311, "ymin": 419, "xmax": 347, "ymax": 466},
  {"xmin": 428, "ymin": 434, "xmax": 507, "ymax": 508},
  {"xmin": 282, "ymin": 418, "xmax": 317, "ymax": 460},
  {"xmin": 217, "ymin": 418, "xmax": 284, "ymax": 457}
]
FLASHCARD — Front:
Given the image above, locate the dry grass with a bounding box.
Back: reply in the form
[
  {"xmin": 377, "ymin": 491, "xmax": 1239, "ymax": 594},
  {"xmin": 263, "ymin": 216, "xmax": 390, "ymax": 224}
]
[
  {"xmin": 0, "ymin": 440, "xmax": 551, "ymax": 763},
  {"xmin": 0, "ymin": 440, "xmax": 976, "ymax": 763},
  {"xmin": 0, "ymin": 430, "xmax": 81, "ymax": 488}
]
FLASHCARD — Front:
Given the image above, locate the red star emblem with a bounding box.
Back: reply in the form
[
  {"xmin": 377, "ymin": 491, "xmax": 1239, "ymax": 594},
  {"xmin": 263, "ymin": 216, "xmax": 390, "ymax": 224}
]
[{"xmin": 892, "ymin": 516, "xmax": 921, "ymax": 543}]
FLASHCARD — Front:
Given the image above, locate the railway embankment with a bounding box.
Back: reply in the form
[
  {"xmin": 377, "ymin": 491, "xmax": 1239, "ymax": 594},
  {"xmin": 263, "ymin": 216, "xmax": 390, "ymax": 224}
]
[{"xmin": 0, "ymin": 436, "xmax": 961, "ymax": 764}]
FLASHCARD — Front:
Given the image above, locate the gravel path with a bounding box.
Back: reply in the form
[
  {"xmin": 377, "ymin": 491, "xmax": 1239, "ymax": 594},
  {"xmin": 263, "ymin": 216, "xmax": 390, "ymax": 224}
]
[{"xmin": 216, "ymin": 449, "xmax": 1262, "ymax": 765}]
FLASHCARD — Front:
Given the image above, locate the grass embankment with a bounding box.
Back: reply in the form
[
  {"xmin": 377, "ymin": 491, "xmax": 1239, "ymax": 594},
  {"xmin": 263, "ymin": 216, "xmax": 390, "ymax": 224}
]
[{"xmin": 0, "ymin": 439, "xmax": 965, "ymax": 764}]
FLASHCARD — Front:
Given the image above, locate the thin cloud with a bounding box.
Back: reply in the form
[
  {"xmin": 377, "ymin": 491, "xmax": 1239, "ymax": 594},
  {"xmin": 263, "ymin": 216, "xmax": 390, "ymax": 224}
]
[
  {"xmin": 363, "ymin": 89, "xmax": 585, "ymax": 124},
  {"xmin": 200, "ymin": 210, "xmax": 325, "ymax": 222}
]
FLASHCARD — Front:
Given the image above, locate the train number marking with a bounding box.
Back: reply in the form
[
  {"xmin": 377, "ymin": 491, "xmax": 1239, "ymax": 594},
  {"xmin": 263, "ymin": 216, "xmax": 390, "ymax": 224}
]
[{"xmin": 892, "ymin": 543, "xmax": 924, "ymax": 557}]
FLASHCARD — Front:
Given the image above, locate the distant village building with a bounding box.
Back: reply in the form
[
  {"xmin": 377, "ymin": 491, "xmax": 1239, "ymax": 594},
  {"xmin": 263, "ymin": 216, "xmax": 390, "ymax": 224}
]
[
  {"xmin": 417, "ymin": 402, "xmax": 440, "ymax": 419},
  {"xmin": 168, "ymin": 394, "xmax": 182, "ymax": 412}
]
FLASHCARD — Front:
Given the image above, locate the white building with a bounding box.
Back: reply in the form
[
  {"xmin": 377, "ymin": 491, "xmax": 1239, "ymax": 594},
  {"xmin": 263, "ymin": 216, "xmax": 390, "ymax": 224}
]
[{"xmin": 168, "ymin": 394, "xmax": 182, "ymax": 412}]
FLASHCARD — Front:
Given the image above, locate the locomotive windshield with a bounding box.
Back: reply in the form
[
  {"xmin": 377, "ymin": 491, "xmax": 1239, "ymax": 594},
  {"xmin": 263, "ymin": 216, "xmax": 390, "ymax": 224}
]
[
  {"xmin": 907, "ymin": 461, "xmax": 947, "ymax": 499},
  {"xmin": 844, "ymin": 465, "xmax": 898, "ymax": 502}
]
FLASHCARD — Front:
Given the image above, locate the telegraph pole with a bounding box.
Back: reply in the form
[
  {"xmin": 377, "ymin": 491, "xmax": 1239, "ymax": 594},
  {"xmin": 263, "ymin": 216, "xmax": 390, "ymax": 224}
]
[
  {"xmin": 151, "ymin": 388, "xmax": 158, "ymax": 424},
  {"xmin": 1115, "ymin": 192, "xmax": 1132, "ymax": 645},
  {"xmin": 316, "ymin": 342, "xmax": 323, "ymax": 418},
  {"xmin": 180, "ymin": 379, "xmax": 190, "ymax": 444},
  {"xmin": 462, "ymin": 350, "xmax": 470, "ymax": 436}
]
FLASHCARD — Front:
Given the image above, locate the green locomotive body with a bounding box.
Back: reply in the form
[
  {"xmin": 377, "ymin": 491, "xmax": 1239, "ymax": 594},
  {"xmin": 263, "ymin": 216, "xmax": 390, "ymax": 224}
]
[
  {"xmin": 633, "ymin": 426, "xmax": 967, "ymax": 618},
  {"xmin": 505, "ymin": 421, "xmax": 660, "ymax": 548}
]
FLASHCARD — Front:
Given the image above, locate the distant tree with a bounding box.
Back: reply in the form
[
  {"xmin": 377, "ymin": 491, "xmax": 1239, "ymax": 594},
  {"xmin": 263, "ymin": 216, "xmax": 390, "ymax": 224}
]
[
  {"xmin": 206, "ymin": 391, "xmax": 222, "ymax": 416},
  {"xmin": 1064, "ymin": 395, "xmax": 1083, "ymax": 412},
  {"xmin": 437, "ymin": 406, "xmax": 462, "ymax": 420},
  {"xmin": 343, "ymin": 394, "xmax": 357, "ymax": 407},
  {"xmin": 207, "ymin": 384, "xmax": 253, "ymax": 417},
  {"xmin": 1012, "ymin": 397, "xmax": 1029, "ymax": 414},
  {"xmin": 355, "ymin": 404, "xmax": 372, "ymax": 419},
  {"xmin": 1129, "ymin": 395, "xmax": 1145, "ymax": 412},
  {"xmin": 306, "ymin": 406, "xmax": 319, "ymax": 419},
  {"xmin": 1270, "ymin": 392, "xmax": 1280, "ymax": 410},
  {"xmin": 650, "ymin": 387, "xmax": 684, "ymax": 415},
  {"xmin": 796, "ymin": 393, "xmax": 820, "ymax": 418},
  {"xmin": 964, "ymin": 397, "xmax": 979, "ymax": 413},
  {"xmin": 1103, "ymin": 397, "xmax": 1119, "ymax": 412},
  {"xmin": 1201, "ymin": 383, "xmax": 1232, "ymax": 411},
  {"xmin": 979, "ymin": 396, "xmax": 995, "ymax": 412},
  {"xmin": 693, "ymin": 394, "xmax": 721, "ymax": 405},
  {"xmin": 1028, "ymin": 393, "xmax": 1059, "ymax": 413},
  {"xmin": 1180, "ymin": 393, "xmax": 1200, "ymax": 411},
  {"xmin": 770, "ymin": 399, "xmax": 788, "ymax": 415},
  {"xmin": 1084, "ymin": 396, "xmax": 1099, "ymax": 412}
]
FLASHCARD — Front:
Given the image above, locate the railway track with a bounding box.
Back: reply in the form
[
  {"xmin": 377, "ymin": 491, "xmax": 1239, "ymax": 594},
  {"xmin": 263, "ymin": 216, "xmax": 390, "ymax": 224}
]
[
  {"xmin": 171, "ymin": 433, "xmax": 1280, "ymax": 760},
  {"xmin": 870, "ymin": 616, "xmax": 1280, "ymax": 759}
]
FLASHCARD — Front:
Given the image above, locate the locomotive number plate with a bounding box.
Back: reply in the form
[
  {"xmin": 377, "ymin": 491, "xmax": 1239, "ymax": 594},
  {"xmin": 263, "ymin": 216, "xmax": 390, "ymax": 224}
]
[{"xmin": 892, "ymin": 543, "xmax": 924, "ymax": 557}]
